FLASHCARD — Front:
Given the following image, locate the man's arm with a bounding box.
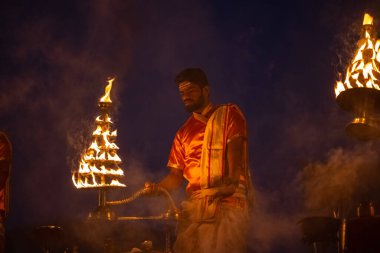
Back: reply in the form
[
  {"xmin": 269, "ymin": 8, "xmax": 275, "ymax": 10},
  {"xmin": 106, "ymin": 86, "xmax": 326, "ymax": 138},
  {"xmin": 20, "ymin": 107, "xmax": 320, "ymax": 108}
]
[
  {"xmin": 0, "ymin": 161, "xmax": 9, "ymax": 188},
  {"xmin": 226, "ymin": 136, "xmax": 245, "ymax": 186},
  {"xmin": 145, "ymin": 168, "xmax": 184, "ymax": 193},
  {"xmin": 158, "ymin": 168, "xmax": 184, "ymax": 192}
]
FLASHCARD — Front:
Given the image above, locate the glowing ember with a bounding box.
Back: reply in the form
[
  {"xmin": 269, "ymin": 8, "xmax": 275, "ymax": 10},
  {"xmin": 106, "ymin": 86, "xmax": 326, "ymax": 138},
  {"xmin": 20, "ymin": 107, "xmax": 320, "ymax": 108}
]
[
  {"xmin": 72, "ymin": 78, "xmax": 126, "ymax": 189},
  {"xmin": 334, "ymin": 13, "xmax": 380, "ymax": 97}
]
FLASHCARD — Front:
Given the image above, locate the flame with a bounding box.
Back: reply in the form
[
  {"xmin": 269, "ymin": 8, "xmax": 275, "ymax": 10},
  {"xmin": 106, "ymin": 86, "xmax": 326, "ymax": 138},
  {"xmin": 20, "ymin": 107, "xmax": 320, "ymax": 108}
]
[
  {"xmin": 74, "ymin": 132, "xmax": 126, "ymax": 187},
  {"xmin": 96, "ymin": 115, "xmax": 112, "ymax": 123},
  {"xmin": 93, "ymin": 125, "xmax": 102, "ymax": 136},
  {"xmin": 72, "ymin": 173, "xmax": 126, "ymax": 189},
  {"xmin": 99, "ymin": 77, "xmax": 115, "ymax": 103},
  {"xmin": 363, "ymin": 13, "xmax": 374, "ymax": 26},
  {"xmin": 72, "ymin": 77, "xmax": 126, "ymax": 189},
  {"xmin": 108, "ymin": 153, "xmax": 122, "ymax": 162},
  {"xmin": 335, "ymin": 81, "xmax": 345, "ymax": 97},
  {"xmin": 334, "ymin": 13, "xmax": 380, "ymax": 97},
  {"xmin": 102, "ymin": 131, "xmax": 119, "ymax": 150},
  {"xmin": 110, "ymin": 179, "xmax": 126, "ymax": 187},
  {"xmin": 98, "ymin": 152, "xmax": 106, "ymax": 160}
]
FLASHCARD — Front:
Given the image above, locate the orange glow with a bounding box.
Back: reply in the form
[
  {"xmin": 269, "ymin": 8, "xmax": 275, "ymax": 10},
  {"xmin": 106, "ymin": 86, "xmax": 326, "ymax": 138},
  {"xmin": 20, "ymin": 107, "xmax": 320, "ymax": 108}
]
[{"xmin": 334, "ymin": 13, "xmax": 380, "ymax": 97}]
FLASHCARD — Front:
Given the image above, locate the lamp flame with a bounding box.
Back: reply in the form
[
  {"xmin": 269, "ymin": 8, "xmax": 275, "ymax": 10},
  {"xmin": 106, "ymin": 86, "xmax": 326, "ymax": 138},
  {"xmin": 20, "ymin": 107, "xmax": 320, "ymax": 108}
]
[
  {"xmin": 334, "ymin": 13, "xmax": 380, "ymax": 97},
  {"xmin": 100, "ymin": 77, "xmax": 115, "ymax": 103},
  {"xmin": 363, "ymin": 13, "xmax": 374, "ymax": 26}
]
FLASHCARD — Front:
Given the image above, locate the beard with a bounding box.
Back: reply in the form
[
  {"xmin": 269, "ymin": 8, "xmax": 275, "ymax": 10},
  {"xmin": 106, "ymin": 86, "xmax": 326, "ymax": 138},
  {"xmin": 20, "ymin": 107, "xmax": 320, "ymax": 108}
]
[{"xmin": 184, "ymin": 95, "xmax": 205, "ymax": 112}]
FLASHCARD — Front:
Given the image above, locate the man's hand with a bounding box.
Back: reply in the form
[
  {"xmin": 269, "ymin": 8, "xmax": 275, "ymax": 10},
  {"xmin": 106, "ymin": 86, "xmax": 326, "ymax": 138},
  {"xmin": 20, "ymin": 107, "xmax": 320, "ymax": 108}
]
[
  {"xmin": 144, "ymin": 182, "xmax": 160, "ymax": 195},
  {"xmin": 191, "ymin": 184, "xmax": 236, "ymax": 199}
]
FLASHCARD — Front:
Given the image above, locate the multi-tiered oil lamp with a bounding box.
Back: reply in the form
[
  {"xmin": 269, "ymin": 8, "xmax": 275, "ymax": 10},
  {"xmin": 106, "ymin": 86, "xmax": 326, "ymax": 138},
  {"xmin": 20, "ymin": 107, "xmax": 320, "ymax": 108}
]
[
  {"xmin": 335, "ymin": 13, "xmax": 380, "ymax": 140},
  {"xmin": 335, "ymin": 13, "xmax": 380, "ymax": 253},
  {"xmin": 299, "ymin": 13, "xmax": 380, "ymax": 253},
  {"xmin": 72, "ymin": 77, "xmax": 126, "ymax": 220}
]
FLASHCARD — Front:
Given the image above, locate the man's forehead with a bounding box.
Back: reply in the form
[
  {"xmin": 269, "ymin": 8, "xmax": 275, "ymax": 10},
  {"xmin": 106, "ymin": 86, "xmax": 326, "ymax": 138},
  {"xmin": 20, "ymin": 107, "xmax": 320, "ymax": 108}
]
[{"xmin": 178, "ymin": 81, "xmax": 197, "ymax": 91}]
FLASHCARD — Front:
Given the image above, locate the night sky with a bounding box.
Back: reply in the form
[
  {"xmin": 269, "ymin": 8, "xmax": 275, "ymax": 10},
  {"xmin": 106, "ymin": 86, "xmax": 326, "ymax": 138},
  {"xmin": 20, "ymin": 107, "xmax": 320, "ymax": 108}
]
[{"xmin": 1, "ymin": 0, "xmax": 380, "ymax": 252}]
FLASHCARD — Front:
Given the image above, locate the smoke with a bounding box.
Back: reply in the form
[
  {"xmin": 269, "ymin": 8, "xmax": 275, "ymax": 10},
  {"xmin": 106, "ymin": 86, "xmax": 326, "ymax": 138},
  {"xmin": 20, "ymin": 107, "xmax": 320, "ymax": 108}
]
[
  {"xmin": 247, "ymin": 189, "xmax": 305, "ymax": 253},
  {"xmin": 246, "ymin": 143, "xmax": 380, "ymax": 252},
  {"xmin": 330, "ymin": 18, "xmax": 361, "ymax": 80},
  {"xmin": 0, "ymin": 0, "xmax": 139, "ymax": 230},
  {"xmin": 296, "ymin": 143, "xmax": 380, "ymax": 218}
]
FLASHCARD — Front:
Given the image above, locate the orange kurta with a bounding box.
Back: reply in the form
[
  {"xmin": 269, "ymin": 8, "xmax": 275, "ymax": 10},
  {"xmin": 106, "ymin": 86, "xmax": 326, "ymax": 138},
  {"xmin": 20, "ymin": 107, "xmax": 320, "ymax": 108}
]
[
  {"xmin": 0, "ymin": 132, "xmax": 11, "ymax": 213},
  {"xmin": 167, "ymin": 103, "xmax": 247, "ymax": 196}
]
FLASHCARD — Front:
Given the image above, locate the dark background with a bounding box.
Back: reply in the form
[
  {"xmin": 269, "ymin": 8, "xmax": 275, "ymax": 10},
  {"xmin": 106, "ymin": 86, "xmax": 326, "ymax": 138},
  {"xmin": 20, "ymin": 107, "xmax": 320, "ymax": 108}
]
[{"xmin": 1, "ymin": 0, "xmax": 380, "ymax": 252}]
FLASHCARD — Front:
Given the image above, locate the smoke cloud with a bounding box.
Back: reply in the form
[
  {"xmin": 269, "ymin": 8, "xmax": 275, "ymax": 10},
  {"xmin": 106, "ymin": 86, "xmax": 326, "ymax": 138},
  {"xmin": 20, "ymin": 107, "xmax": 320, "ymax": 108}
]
[{"xmin": 297, "ymin": 143, "xmax": 380, "ymax": 218}]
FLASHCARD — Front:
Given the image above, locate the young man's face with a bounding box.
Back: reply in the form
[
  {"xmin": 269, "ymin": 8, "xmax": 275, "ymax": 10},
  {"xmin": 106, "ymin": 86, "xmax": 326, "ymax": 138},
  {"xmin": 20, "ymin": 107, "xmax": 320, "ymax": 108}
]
[{"xmin": 178, "ymin": 81, "xmax": 208, "ymax": 113}]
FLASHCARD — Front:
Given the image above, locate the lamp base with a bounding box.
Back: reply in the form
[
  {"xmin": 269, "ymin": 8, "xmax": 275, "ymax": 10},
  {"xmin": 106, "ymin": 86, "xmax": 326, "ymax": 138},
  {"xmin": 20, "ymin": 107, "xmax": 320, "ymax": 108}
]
[
  {"xmin": 88, "ymin": 205, "xmax": 116, "ymax": 221},
  {"xmin": 345, "ymin": 117, "xmax": 380, "ymax": 141}
]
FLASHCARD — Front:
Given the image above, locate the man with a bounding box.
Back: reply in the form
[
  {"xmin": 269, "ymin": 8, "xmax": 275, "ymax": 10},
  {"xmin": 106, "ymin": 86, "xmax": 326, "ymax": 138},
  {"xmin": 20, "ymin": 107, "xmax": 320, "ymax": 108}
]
[
  {"xmin": 148, "ymin": 68, "xmax": 253, "ymax": 253},
  {"xmin": 0, "ymin": 132, "xmax": 11, "ymax": 253}
]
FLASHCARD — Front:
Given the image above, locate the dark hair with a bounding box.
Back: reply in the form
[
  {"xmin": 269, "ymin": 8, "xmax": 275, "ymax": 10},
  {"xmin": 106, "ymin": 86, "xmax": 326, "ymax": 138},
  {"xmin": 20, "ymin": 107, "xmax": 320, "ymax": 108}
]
[{"xmin": 175, "ymin": 68, "xmax": 209, "ymax": 87}]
